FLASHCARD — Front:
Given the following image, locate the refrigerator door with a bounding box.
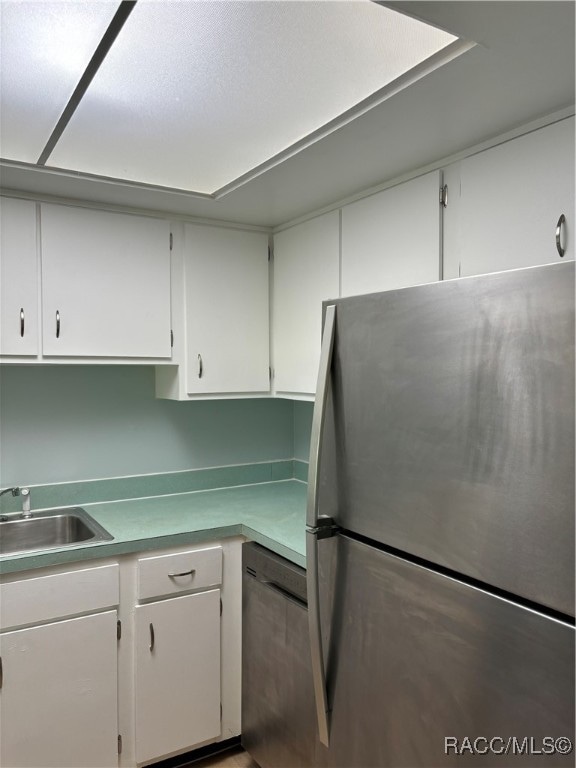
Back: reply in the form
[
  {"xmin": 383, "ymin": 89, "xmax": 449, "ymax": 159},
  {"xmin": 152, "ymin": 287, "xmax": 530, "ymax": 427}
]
[
  {"xmin": 321, "ymin": 262, "xmax": 574, "ymax": 615},
  {"xmin": 318, "ymin": 535, "xmax": 575, "ymax": 768}
]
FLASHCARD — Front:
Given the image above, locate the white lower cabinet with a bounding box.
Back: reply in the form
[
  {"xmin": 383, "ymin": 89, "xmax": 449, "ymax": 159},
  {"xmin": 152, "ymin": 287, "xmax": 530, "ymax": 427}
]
[
  {"xmin": 134, "ymin": 591, "xmax": 221, "ymax": 764},
  {"xmin": 0, "ymin": 539, "xmax": 243, "ymax": 768},
  {"xmin": 0, "ymin": 564, "xmax": 120, "ymax": 768},
  {"xmin": 0, "ymin": 612, "xmax": 119, "ymax": 768}
]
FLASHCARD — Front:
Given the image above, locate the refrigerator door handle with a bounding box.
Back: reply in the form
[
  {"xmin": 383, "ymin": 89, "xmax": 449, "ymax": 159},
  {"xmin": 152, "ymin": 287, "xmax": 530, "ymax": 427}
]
[
  {"xmin": 307, "ymin": 303, "xmax": 336, "ymax": 528},
  {"xmin": 307, "ymin": 528, "xmax": 331, "ymax": 746}
]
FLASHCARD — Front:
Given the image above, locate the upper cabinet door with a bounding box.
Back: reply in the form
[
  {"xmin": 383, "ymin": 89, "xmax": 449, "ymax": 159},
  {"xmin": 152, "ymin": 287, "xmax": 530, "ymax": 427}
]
[
  {"xmin": 458, "ymin": 117, "xmax": 575, "ymax": 277},
  {"xmin": 0, "ymin": 198, "xmax": 39, "ymax": 356},
  {"xmin": 341, "ymin": 171, "xmax": 442, "ymax": 297},
  {"xmin": 273, "ymin": 212, "xmax": 340, "ymax": 396},
  {"xmin": 184, "ymin": 224, "xmax": 269, "ymax": 395},
  {"xmin": 40, "ymin": 204, "xmax": 171, "ymax": 358}
]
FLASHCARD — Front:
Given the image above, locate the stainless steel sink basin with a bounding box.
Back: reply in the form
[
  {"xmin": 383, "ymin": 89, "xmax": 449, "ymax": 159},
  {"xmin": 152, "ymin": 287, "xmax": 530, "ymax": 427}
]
[{"xmin": 0, "ymin": 508, "xmax": 113, "ymax": 556}]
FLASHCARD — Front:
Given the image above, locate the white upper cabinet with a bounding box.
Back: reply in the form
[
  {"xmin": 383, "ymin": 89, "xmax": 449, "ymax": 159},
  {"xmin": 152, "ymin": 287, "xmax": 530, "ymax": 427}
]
[
  {"xmin": 455, "ymin": 117, "xmax": 574, "ymax": 278},
  {"xmin": 40, "ymin": 204, "xmax": 171, "ymax": 358},
  {"xmin": 341, "ymin": 171, "xmax": 442, "ymax": 297},
  {"xmin": 183, "ymin": 224, "xmax": 270, "ymax": 395},
  {"xmin": 0, "ymin": 198, "xmax": 39, "ymax": 356},
  {"xmin": 273, "ymin": 212, "xmax": 340, "ymax": 396}
]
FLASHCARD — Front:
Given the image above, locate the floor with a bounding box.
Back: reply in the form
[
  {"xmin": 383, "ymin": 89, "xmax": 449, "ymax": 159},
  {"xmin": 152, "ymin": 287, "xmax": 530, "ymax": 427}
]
[{"xmin": 182, "ymin": 746, "xmax": 259, "ymax": 768}]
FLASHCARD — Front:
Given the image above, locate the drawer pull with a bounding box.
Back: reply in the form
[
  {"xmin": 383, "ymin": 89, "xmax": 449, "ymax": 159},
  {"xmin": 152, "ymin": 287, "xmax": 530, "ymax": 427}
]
[
  {"xmin": 20, "ymin": 308, "xmax": 25, "ymax": 337},
  {"xmin": 168, "ymin": 568, "xmax": 196, "ymax": 578},
  {"xmin": 149, "ymin": 623, "xmax": 155, "ymax": 652}
]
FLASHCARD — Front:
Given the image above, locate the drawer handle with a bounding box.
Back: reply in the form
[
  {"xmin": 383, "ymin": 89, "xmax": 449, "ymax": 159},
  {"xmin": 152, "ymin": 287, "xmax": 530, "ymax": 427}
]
[
  {"xmin": 198, "ymin": 354, "xmax": 203, "ymax": 378},
  {"xmin": 56, "ymin": 310, "xmax": 61, "ymax": 338},
  {"xmin": 149, "ymin": 623, "xmax": 155, "ymax": 652},
  {"xmin": 556, "ymin": 213, "xmax": 566, "ymax": 257},
  {"xmin": 168, "ymin": 568, "xmax": 196, "ymax": 578},
  {"xmin": 20, "ymin": 308, "xmax": 25, "ymax": 337}
]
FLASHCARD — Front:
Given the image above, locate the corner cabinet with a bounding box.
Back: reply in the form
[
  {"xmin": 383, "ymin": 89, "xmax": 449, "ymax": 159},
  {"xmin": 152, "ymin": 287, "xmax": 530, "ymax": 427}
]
[
  {"xmin": 272, "ymin": 212, "xmax": 340, "ymax": 398},
  {"xmin": 0, "ymin": 198, "xmax": 39, "ymax": 356},
  {"xmin": 40, "ymin": 204, "xmax": 172, "ymax": 358}
]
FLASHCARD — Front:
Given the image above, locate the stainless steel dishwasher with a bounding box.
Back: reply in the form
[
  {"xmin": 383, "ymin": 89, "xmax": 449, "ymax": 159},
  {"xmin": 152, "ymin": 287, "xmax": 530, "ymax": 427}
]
[{"xmin": 242, "ymin": 542, "xmax": 320, "ymax": 768}]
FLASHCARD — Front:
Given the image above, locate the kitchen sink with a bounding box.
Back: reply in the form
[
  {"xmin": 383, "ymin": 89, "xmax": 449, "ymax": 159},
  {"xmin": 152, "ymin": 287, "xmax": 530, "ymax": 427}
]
[{"xmin": 0, "ymin": 508, "xmax": 113, "ymax": 556}]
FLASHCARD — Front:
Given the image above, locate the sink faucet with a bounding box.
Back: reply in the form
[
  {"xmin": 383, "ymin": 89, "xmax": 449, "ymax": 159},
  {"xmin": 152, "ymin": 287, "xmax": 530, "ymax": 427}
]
[
  {"xmin": 0, "ymin": 487, "xmax": 32, "ymax": 518},
  {"xmin": 21, "ymin": 488, "xmax": 31, "ymax": 518}
]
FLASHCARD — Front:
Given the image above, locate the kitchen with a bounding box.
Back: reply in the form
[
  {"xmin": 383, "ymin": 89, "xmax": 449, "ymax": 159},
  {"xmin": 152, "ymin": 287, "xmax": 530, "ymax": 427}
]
[{"xmin": 0, "ymin": 2, "xmax": 574, "ymax": 767}]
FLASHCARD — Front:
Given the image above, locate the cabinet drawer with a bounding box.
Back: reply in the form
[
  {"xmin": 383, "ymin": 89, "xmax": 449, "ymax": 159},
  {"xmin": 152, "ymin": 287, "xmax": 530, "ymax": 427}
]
[
  {"xmin": 0, "ymin": 563, "xmax": 120, "ymax": 631},
  {"xmin": 137, "ymin": 545, "xmax": 222, "ymax": 600}
]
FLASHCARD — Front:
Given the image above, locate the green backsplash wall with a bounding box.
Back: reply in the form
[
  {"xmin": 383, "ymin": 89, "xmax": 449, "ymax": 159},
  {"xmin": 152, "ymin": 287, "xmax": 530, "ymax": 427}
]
[
  {"xmin": 0, "ymin": 366, "xmax": 294, "ymax": 486},
  {"xmin": 293, "ymin": 401, "xmax": 313, "ymax": 463}
]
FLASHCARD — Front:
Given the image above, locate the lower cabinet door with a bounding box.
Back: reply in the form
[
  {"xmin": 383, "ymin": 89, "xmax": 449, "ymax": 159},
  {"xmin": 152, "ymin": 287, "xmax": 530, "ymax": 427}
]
[
  {"xmin": 135, "ymin": 590, "xmax": 221, "ymax": 764},
  {"xmin": 0, "ymin": 611, "xmax": 119, "ymax": 768}
]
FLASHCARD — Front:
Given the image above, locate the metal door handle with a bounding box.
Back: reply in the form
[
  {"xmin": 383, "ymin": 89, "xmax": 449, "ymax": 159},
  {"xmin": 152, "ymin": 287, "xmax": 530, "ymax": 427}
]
[
  {"xmin": 168, "ymin": 568, "xmax": 196, "ymax": 578},
  {"xmin": 440, "ymin": 184, "xmax": 448, "ymax": 208},
  {"xmin": 56, "ymin": 310, "xmax": 61, "ymax": 338},
  {"xmin": 305, "ymin": 303, "xmax": 337, "ymax": 748},
  {"xmin": 198, "ymin": 354, "xmax": 203, "ymax": 378},
  {"xmin": 20, "ymin": 308, "xmax": 25, "ymax": 337},
  {"xmin": 307, "ymin": 304, "xmax": 336, "ymax": 528},
  {"xmin": 556, "ymin": 214, "xmax": 566, "ymax": 257},
  {"xmin": 307, "ymin": 531, "xmax": 330, "ymax": 746},
  {"xmin": 149, "ymin": 623, "xmax": 155, "ymax": 652}
]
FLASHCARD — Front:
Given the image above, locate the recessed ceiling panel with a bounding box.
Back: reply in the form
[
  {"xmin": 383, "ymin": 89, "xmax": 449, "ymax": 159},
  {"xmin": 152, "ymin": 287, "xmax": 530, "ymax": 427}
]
[
  {"xmin": 0, "ymin": 1, "xmax": 120, "ymax": 163},
  {"xmin": 48, "ymin": 0, "xmax": 457, "ymax": 193}
]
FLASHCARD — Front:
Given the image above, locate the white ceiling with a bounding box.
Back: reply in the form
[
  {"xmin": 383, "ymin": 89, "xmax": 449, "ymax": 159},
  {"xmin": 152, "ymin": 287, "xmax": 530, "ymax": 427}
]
[
  {"xmin": 0, "ymin": 1, "xmax": 118, "ymax": 163},
  {"xmin": 46, "ymin": 2, "xmax": 457, "ymax": 192},
  {"xmin": 1, "ymin": 1, "xmax": 574, "ymax": 228}
]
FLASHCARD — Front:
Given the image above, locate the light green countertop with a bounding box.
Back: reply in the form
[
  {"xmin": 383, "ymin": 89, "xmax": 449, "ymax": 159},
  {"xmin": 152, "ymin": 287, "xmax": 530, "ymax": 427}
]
[{"xmin": 0, "ymin": 480, "xmax": 307, "ymax": 575}]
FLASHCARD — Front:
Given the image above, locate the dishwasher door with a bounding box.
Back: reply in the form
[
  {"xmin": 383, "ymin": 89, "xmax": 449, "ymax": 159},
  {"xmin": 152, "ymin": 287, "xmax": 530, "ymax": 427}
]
[{"xmin": 242, "ymin": 542, "xmax": 320, "ymax": 768}]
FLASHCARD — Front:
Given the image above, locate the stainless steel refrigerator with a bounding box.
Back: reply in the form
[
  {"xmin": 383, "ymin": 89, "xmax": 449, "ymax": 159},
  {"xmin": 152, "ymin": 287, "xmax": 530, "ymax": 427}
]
[{"xmin": 306, "ymin": 262, "xmax": 575, "ymax": 767}]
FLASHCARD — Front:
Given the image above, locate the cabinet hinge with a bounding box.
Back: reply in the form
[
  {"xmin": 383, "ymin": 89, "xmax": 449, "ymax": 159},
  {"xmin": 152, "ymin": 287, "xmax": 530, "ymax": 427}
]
[
  {"xmin": 170, "ymin": 329, "xmax": 174, "ymax": 348},
  {"xmin": 118, "ymin": 735, "xmax": 122, "ymax": 755},
  {"xmin": 440, "ymin": 184, "xmax": 448, "ymax": 208},
  {"xmin": 117, "ymin": 620, "xmax": 121, "ymax": 640},
  {"xmin": 169, "ymin": 232, "xmax": 173, "ymax": 250}
]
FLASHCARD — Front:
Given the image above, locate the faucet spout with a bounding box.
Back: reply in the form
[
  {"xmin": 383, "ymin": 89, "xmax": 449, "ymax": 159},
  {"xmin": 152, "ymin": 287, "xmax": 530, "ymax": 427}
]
[{"xmin": 20, "ymin": 488, "xmax": 31, "ymax": 518}]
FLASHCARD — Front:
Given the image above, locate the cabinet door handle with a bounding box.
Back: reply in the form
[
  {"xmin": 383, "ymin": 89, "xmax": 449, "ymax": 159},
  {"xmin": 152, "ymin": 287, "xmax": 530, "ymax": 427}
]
[
  {"xmin": 0, "ymin": 656, "xmax": 3, "ymax": 689},
  {"xmin": 198, "ymin": 354, "xmax": 203, "ymax": 378},
  {"xmin": 168, "ymin": 568, "xmax": 196, "ymax": 578},
  {"xmin": 20, "ymin": 308, "xmax": 25, "ymax": 337},
  {"xmin": 56, "ymin": 310, "xmax": 61, "ymax": 338},
  {"xmin": 149, "ymin": 623, "xmax": 155, "ymax": 652},
  {"xmin": 556, "ymin": 214, "xmax": 566, "ymax": 257}
]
